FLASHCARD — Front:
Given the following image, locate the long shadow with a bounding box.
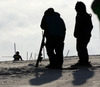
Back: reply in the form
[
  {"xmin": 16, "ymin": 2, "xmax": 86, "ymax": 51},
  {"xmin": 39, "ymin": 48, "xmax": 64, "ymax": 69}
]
[
  {"xmin": 72, "ymin": 68, "xmax": 94, "ymax": 86},
  {"xmin": 29, "ymin": 68, "xmax": 62, "ymax": 85}
]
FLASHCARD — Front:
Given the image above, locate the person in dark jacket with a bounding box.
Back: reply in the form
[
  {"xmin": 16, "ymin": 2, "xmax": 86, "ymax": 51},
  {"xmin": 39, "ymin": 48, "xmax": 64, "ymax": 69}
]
[
  {"xmin": 40, "ymin": 8, "xmax": 66, "ymax": 69},
  {"xmin": 71, "ymin": 2, "xmax": 93, "ymax": 67},
  {"xmin": 13, "ymin": 51, "xmax": 23, "ymax": 61}
]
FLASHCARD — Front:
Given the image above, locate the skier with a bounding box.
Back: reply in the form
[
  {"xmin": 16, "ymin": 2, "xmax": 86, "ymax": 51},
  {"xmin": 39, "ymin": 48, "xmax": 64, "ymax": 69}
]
[
  {"xmin": 13, "ymin": 51, "xmax": 23, "ymax": 61},
  {"xmin": 40, "ymin": 8, "xmax": 66, "ymax": 69}
]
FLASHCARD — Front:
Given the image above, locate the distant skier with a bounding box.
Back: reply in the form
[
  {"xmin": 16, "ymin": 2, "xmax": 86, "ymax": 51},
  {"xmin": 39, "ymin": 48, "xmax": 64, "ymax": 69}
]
[{"xmin": 13, "ymin": 51, "xmax": 23, "ymax": 61}]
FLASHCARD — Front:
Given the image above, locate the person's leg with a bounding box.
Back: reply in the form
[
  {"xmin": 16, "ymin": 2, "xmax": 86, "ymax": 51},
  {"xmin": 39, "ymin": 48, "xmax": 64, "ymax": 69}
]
[
  {"xmin": 81, "ymin": 38, "xmax": 90, "ymax": 64},
  {"xmin": 77, "ymin": 38, "xmax": 90, "ymax": 64},
  {"xmin": 55, "ymin": 37, "xmax": 64, "ymax": 68},
  {"xmin": 46, "ymin": 37, "xmax": 55, "ymax": 67}
]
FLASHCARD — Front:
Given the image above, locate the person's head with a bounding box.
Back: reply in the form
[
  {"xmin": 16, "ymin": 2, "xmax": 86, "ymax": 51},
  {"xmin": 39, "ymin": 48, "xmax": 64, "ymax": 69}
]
[
  {"xmin": 75, "ymin": 2, "xmax": 86, "ymax": 14},
  {"xmin": 16, "ymin": 51, "xmax": 19, "ymax": 55},
  {"xmin": 44, "ymin": 8, "xmax": 54, "ymax": 15}
]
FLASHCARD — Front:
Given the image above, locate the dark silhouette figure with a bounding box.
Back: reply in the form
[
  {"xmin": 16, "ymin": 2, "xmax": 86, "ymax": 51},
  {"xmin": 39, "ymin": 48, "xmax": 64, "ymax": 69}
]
[
  {"xmin": 71, "ymin": 2, "xmax": 93, "ymax": 67},
  {"xmin": 91, "ymin": 0, "xmax": 100, "ymax": 21},
  {"xmin": 13, "ymin": 51, "xmax": 23, "ymax": 61},
  {"xmin": 40, "ymin": 8, "xmax": 66, "ymax": 69}
]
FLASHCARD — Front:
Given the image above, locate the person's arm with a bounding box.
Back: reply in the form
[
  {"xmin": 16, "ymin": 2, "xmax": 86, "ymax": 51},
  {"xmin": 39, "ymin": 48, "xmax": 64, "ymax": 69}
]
[
  {"xmin": 19, "ymin": 55, "xmax": 23, "ymax": 60},
  {"xmin": 40, "ymin": 15, "xmax": 48, "ymax": 30}
]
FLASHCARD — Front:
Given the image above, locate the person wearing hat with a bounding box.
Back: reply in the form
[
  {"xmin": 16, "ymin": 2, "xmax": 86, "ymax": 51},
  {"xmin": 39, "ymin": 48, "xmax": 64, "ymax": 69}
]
[
  {"xmin": 71, "ymin": 2, "xmax": 93, "ymax": 67},
  {"xmin": 40, "ymin": 8, "xmax": 66, "ymax": 69}
]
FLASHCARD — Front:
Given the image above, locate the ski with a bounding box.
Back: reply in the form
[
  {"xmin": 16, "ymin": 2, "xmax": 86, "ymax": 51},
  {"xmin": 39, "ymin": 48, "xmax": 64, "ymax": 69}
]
[{"xmin": 35, "ymin": 31, "xmax": 45, "ymax": 67}]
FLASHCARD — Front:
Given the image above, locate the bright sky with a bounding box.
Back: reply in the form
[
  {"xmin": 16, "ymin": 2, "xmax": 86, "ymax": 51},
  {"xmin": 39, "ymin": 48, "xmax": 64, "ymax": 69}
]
[{"xmin": 0, "ymin": 0, "xmax": 99, "ymax": 61}]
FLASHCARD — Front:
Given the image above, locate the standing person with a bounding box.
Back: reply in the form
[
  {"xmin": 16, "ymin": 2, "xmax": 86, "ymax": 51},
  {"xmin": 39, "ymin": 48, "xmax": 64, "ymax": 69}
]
[
  {"xmin": 40, "ymin": 8, "xmax": 66, "ymax": 69},
  {"xmin": 71, "ymin": 2, "xmax": 93, "ymax": 67},
  {"xmin": 13, "ymin": 51, "xmax": 23, "ymax": 61}
]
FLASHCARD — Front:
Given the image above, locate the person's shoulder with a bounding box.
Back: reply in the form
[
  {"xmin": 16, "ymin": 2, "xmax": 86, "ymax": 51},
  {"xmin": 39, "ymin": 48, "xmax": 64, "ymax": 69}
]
[
  {"xmin": 13, "ymin": 54, "xmax": 16, "ymax": 57},
  {"xmin": 54, "ymin": 12, "xmax": 60, "ymax": 17}
]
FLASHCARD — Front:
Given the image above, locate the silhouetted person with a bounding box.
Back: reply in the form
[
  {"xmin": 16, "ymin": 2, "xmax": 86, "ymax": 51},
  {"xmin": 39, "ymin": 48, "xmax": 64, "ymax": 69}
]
[
  {"xmin": 13, "ymin": 51, "xmax": 23, "ymax": 61},
  {"xmin": 40, "ymin": 8, "xmax": 66, "ymax": 69},
  {"xmin": 91, "ymin": 0, "xmax": 100, "ymax": 21},
  {"xmin": 71, "ymin": 2, "xmax": 93, "ymax": 67}
]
